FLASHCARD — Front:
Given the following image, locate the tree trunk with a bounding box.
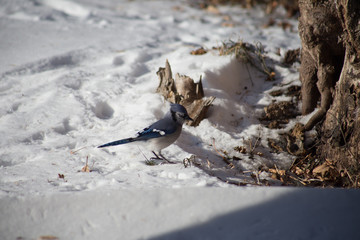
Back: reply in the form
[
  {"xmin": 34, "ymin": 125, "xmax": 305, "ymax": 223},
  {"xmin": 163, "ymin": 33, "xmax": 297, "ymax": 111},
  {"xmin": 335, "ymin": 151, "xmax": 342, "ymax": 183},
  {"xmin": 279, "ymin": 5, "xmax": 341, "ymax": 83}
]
[
  {"xmin": 298, "ymin": 0, "xmax": 345, "ymax": 131},
  {"xmin": 299, "ymin": 0, "xmax": 360, "ymax": 171},
  {"xmin": 319, "ymin": 0, "xmax": 360, "ymax": 170}
]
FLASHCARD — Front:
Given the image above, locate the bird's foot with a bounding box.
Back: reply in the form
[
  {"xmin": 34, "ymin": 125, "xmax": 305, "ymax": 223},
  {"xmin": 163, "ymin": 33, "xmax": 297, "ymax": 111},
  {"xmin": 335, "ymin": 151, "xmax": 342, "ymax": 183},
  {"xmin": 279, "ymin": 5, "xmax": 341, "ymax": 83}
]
[
  {"xmin": 148, "ymin": 157, "xmax": 175, "ymax": 165},
  {"xmin": 160, "ymin": 159, "xmax": 176, "ymax": 165},
  {"xmin": 148, "ymin": 151, "xmax": 176, "ymax": 164}
]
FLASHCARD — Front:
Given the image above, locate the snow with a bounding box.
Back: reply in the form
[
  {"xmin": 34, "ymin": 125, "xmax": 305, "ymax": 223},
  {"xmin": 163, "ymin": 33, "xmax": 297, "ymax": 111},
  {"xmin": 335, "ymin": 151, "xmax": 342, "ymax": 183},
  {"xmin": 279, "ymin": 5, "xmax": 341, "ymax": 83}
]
[
  {"xmin": 0, "ymin": 0, "xmax": 359, "ymax": 239},
  {"xmin": 1, "ymin": 188, "xmax": 360, "ymax": 240}
]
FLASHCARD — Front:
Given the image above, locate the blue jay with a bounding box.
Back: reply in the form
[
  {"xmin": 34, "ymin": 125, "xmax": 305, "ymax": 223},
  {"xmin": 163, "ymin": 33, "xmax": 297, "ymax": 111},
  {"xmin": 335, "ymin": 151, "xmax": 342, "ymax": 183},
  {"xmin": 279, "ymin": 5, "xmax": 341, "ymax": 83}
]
[{"xmin": 98, "ymin": 103, "xmax": 193, "ymax": 162}]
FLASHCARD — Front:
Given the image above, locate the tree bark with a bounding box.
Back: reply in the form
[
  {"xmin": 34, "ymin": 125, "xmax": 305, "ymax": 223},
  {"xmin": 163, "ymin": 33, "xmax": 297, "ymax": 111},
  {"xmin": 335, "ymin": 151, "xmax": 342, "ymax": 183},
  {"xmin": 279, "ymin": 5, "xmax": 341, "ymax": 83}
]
[
  {"xmin": 319, "ymin": 0, "xmax": 360, "ymax": 168},
  {"xmin": 299, "ymin": 0, "xmax": 360, "ymax": 168},
  {"xmin": 298, "ymin": 0, "xmax": 345, "ymax": 131}
]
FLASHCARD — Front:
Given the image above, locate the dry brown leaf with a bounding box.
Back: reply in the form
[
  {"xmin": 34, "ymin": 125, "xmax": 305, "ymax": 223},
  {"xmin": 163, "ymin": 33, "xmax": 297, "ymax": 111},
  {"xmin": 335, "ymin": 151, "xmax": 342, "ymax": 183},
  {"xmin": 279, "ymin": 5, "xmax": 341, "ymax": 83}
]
[
  {"xmin": 295, "ymin": 166, "xmax": 304, "ymax": 175},
  {"xmin": 222, "ymin": 22, "xmax": 234, "ymax": 27},
  {"xmin": 267, "ymin": 71, "xmax": 276, "ymax": 81},
  {"xmin": 234, "ymin": 146, "xmax": 247, "ymax": 154},
  {"xmin": 172, "ymin": 6, "xmax": 183, "ymax": 11},
  {"xmin": 256, "ymin": 152, "xmax": 264, "ymax": 157},
  {"xmin": 37, "ymin": 236, "xmax": 59, "ymax": 240},
  {"xmin": 206, "ymin": 5, "xmax": 220, "ymax": 14},
  {"xmin": 269, "ymin": 168, "xmax": 285, "ymax": 176},
  {"xmin": 312, "ymin": 163, "xmax": 330, "ymax": 177},
  {"xmin": 190, "ymin": 47, "xmax": 207, "ymax": 55},
  {"xmin": 222, "ymin": 15, "xmax": 231, "ymax": 21},
  {"xmin": 270, "ymin": 173, "xmax": 278, "ymax": 180}
]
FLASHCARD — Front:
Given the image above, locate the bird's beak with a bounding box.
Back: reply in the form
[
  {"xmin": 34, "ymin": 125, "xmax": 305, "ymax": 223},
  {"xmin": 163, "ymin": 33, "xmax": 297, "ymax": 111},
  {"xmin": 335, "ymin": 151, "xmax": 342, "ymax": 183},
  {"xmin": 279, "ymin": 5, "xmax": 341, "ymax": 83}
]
[{"xmin": 186, "ymin": 115, "xmax": 193, "ymax": 121}]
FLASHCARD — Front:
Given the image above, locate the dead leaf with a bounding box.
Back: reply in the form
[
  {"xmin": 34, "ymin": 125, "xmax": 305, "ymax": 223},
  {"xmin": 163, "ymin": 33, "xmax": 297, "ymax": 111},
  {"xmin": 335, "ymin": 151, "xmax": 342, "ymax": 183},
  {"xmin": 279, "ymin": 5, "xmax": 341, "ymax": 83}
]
[
  {"xmin": 190, "ymin": 47, "xmax": 207, "ymax": 55},
  {"xmin": 267, "ymin": 71, "xmax": 276, "ymax": 81},
  {"xmin": 234, "ymin": 146, "xmax": 247, "ymax": 154},
  {"xmin": 206, "ymin": 5, "xmax": 220, "ymax": 14},
  {"xmin": 81, "ymin": 156, "xmax": 91, "ymax": 172},
  {"xmin": 172, "ymin": 6, "xmax": 183, "ymax": 11},
  {"xmin": 222, "ymin": 15, "xmax": 231, "ymax": 21},
  {"xmin": 295, "ymin": 166, "xmax": 304, "ymax": 175},
  {"xmin": 222, "ymin": 22, "xmax": 234, "ymax": 27},
  {"xmin": 256, "ymin": 152, "xmax": 264, "ymax": 157},
  {"xmin": 269, "ymin": 168, "xmax": 286, "ymax": 176},
  {"xmin": 37, "ymin": 236, "xmax": 59, "ymax": 240},
  {"xmin": 268, "ymin": 138, "xmax": 285, "ymax": 153},
  {"xmin": 312, "ymin": 163, "xmax": 331, "ymax": 177}
]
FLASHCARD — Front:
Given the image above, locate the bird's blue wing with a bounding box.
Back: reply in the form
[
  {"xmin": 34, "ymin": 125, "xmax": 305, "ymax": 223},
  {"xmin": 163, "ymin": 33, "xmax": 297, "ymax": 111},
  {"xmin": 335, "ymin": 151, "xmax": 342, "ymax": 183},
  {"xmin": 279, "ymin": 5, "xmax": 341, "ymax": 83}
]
[{"xmin": 135, "ymin": 118, "xmax": 177, "ymax": 141}]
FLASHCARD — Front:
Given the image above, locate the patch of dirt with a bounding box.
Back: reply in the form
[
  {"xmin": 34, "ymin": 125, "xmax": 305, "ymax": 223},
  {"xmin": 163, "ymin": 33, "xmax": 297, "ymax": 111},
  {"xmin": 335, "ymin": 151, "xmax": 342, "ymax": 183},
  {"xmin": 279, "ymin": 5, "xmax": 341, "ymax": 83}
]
[
  {"xmin": 260, "ymin": 101, "xmax": 299, "ymax": 129},
  {"xmin": 286, "ymin": 85, "xmax": 301, "ymax": 99},
  {"xmin": 267, "ymin": 123, "xmax": 305, "ymax": 155},
  {"xmin": 262, "ymin": 90, "xmax": 359, "ymax": 187},
  {"xmin": 258, "ymin": 76, "xmax": 359, "ymax": 187},
  {"xmin": 190, "ymin": 47, "xmax": 207, "ymax": 55},
  {"xmin": 283, "ymin": 48, "xmax": 300, "ymax": 65},
  {"xmin": 264, "ymin": 101, "xmax": 298, "ymax": 120}
]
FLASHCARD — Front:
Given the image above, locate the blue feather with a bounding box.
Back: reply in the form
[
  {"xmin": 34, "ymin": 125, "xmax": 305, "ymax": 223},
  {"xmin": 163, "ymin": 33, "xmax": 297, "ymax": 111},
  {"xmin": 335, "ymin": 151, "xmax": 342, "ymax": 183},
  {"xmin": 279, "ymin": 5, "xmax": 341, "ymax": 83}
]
[
  {"xmin": 135, "ymin": 127, "xmax": 166, "ymax": 141},
  {"xmin": 97, "ymin": 138, "xmax": 134, "ymax": 148}
]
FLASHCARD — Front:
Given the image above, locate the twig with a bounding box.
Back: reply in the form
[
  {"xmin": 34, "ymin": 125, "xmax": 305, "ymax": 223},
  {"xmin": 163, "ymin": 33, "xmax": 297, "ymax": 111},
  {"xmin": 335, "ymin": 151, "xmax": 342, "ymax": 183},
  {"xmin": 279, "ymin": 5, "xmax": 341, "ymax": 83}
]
[
  {"xmin": 137, "ymin": 147, "xmax": 157, "ymax": 165},
  {"xmin": 344, "ymin": 167, "xmax": 355, "ymax": 186},
  {"xmin": 137, "ymin": 146, "xmax": 149, "ymax": 161},
  {"xmin": 206, "ymin": 159, "xmax": 211, "ymax": 168},
  {"xmin": 211, "ymin": 138, "xmax": 234, "ymax": 168},
  {"xmin": 255, "ymin": 42, "xmax": 274, "ymax": 79},
  {"xmin": 70, "ymin": 146, "xmax": 87, "ymax": 154},
  {"xmin": 244, "ymin": 63, "xmax": 254, "ymax": 87},
  {"xmin": 255, "ymin": 171, "xmax": 260, "ymax": 185},
  {"xmin": 81, "ymin": 156, "xmax": 91, "ymax": 172},
  {"xmin": 244, "ymin": 131, "xmax": 262, "ymax": 157},
  {"xmin": 289, "ymin": 175, "xmax": 307, "ymax": 186},
  {"xmin": 183, "ymin": 155, "xmax": 197, "ymax": 168},
  {"xmin": 211, "ymin": 138, "xmax": 226, "ymax": 159},
  {"xmin": 251, "ymin": 135, "xmax": 261, "ymax": 154}
]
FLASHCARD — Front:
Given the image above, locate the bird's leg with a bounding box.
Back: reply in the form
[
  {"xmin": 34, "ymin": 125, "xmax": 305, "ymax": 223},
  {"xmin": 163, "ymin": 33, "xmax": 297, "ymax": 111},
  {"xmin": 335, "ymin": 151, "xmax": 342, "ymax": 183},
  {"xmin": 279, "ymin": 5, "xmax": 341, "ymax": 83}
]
[
  {"xmin": 150, "ymin": 151, "xmax": 175, "ymax": 164},
  {"xmin": 159, "ymin": 151, "xmax": 175, "ymax": 164},
  {"xmin": 150, "ymin": 151, "xmax": 162, "ymax": 160}
]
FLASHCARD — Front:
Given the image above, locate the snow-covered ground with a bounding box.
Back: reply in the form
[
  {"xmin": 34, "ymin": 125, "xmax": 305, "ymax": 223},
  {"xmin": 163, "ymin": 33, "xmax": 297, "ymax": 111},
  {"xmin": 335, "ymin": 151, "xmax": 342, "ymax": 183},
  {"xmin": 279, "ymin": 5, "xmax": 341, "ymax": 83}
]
[{"xmin": 0, "ymin": 0, "xmax": 359, "ymax": 239}]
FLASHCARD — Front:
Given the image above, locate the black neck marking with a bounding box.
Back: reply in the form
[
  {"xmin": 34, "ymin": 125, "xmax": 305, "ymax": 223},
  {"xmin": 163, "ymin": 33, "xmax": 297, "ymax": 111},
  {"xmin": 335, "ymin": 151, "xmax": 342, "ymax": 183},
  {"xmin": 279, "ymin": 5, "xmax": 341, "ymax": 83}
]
[{"xmin": 171, "ymin": 110, "xmax": 177, "ymax": 122}]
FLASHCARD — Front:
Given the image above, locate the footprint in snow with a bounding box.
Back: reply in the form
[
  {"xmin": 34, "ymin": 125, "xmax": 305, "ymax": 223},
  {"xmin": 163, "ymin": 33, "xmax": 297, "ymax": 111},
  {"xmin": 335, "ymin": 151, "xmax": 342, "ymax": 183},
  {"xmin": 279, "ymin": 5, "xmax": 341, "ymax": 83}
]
[{"xmin": 93, "ymin": 101, "xmax": 114, "ymax": 120}]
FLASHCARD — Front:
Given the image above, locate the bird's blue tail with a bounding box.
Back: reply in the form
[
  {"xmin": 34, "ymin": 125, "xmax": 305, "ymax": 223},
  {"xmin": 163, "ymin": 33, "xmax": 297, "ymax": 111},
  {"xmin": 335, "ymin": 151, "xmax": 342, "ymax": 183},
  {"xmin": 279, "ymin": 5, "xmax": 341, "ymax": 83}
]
[{"xmin": 97, "ymin": 138, "xmax": 134, "ymax": 148}]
